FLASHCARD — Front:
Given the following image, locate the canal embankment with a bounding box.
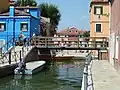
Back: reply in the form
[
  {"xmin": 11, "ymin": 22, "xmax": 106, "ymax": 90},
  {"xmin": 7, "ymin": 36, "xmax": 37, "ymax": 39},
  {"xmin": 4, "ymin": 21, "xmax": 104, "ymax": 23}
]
[{"xmin": 55, "ymin": 50, "xmax": 88, "ymax": 60}]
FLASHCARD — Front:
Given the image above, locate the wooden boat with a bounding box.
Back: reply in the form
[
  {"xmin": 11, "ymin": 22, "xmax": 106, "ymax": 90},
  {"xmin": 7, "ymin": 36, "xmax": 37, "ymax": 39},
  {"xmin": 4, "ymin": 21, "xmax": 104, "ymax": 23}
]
[{"xmin": 14, "ymin": 61, "xmax": 45, "ymax": 75}]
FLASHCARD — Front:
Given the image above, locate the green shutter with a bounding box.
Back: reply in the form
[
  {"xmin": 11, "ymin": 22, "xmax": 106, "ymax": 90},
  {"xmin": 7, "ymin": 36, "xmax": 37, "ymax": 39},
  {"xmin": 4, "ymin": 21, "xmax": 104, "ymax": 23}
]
[
  {"xmin": 101, "ymin": 7, "xmax": 103, "ymax": 15},
  {"xmin": 94, "ymin": 6, "xmax": 96, "ymax": 14}
]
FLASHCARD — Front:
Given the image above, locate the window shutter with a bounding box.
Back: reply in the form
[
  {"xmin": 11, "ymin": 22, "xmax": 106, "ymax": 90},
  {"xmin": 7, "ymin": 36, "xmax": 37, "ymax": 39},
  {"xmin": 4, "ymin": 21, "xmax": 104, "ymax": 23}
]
[
  {"xmin": 94, "ymin": 7, "xmax": 96, "ymax": 14},
  {"xmin": 101, "ymin": 7, "xmax": 103, "ymax": 15}
]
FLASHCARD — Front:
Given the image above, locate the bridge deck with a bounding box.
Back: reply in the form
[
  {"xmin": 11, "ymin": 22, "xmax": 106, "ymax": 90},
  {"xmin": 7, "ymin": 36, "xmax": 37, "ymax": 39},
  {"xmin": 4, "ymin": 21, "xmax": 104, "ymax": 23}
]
[{"xmin": 36, "ymin": 46, "xmax": 107, "ymax": 50}]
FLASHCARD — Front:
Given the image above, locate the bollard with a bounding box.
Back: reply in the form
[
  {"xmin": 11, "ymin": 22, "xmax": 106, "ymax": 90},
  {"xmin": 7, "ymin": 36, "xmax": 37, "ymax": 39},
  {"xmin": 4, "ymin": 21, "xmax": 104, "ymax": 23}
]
[{"xmin": 84, "ymin": 66, "xmax": 88, "ymax": 90}]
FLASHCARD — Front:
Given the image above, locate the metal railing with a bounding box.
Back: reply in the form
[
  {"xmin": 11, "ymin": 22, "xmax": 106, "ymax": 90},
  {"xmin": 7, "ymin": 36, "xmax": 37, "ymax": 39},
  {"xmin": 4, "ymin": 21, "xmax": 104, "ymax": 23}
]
[
  {"xmin": 81, "ymin": 52, "xmax": 94, "ymax": 90},
  {"xmin": 0, "ymin": 37, "xmax": 33, "ymax": 65}
]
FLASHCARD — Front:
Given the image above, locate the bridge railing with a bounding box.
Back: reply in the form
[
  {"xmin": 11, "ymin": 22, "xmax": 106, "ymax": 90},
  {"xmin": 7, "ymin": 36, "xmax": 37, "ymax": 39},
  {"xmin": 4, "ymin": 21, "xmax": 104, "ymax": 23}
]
[
  {"xmin": 0, "ymin": 37, "xmax": 33, "ymax": 65},
  {"xmin": 30, "ymin": 36, "xmax": 108, "ymax": 48}
]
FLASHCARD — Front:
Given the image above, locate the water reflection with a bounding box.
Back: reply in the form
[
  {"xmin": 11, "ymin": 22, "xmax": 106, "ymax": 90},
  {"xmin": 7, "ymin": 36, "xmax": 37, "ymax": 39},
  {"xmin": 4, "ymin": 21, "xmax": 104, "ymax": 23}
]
[{"xmin": 0, "ymin": 60, "xmax": 84, "ymax": 90}]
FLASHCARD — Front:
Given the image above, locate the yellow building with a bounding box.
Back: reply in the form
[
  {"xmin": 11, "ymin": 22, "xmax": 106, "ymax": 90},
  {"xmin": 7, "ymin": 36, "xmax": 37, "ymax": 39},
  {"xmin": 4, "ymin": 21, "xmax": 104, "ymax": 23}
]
[{"xmin": 90, "ymin": 0, "xmax": 110, "ymax": 39}]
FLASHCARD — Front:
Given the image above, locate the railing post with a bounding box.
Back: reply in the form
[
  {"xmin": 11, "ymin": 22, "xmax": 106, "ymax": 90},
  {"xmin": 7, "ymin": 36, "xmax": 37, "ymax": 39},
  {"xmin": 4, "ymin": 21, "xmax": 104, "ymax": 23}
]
[
  {"xmin": 22, "ymin": 47, "xmax": 24, "ymax": 58},
  {"xmin": 9, "ymin": 51, "xmax": 11, "ymax": 64},
  {"xmin": 78, "ymin": 37, "xmax": 79, "ymax": 48},
  {"xmin": 0, "ymin": 48, "xmax": 2, "ymax": 57},
  {"xmin": 15, "ymin": 52, "xmax": 17, "ymax": 62},
  {"xmin": 20, "ymin": 50, "xmax": 21, "ymax": 61}
]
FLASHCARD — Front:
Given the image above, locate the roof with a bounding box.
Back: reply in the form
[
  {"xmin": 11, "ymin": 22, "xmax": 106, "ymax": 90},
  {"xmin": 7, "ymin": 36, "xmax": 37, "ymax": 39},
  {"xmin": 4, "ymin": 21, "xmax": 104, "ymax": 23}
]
[
  {"xmin": 90, "ymin": 0, "xmax": 109, "ymax": 7},
  {"xmin": 57, "ymin": 27, "xmax": 87, "ymax": 36},
  {"xmin": 0, "ymin": 9, "xmax": 30, "ymax": 16},
  {"xmin": 91, "ymin": 0, "xmax": 109, "ymax": 3},
  {"xmin": 16, "ymin": 6, "xmax": 39, "ymax": 9}
]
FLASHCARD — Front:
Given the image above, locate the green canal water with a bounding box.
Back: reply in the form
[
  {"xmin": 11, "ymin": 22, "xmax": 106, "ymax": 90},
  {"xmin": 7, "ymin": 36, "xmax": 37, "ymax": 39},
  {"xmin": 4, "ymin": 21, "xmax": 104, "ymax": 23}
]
[{"xmin": 0, "ymin": 59, "xmax": 84, "ymax": 90}]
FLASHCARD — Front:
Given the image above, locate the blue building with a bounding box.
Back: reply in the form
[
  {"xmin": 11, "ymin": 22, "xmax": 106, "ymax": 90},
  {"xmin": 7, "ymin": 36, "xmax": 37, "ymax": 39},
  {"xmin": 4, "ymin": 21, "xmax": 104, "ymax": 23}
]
[{"xmin": 0, "ymin": 3, "xmax": 40, "ymax": 48}]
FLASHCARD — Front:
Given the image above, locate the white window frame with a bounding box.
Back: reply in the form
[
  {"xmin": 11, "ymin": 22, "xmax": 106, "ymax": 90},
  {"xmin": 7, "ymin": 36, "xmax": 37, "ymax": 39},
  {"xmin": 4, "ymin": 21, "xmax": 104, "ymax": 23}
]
[
  {"xmin": 95, "ymin": 23, "xmax": 102, "ymax": 32},
  {"xmin": 94, "ymin": 5, "xmax": 103, "ymax": 15},
  {"xmin": 20, "ymin": 22, "xmax": 28, "ymax": 32},
  {"xmin": 0, "ymin": 39, "xmax": 5, "ymax": 48},
  {"xmin": 0, "ymin": 22, "xmax": 6, "ymax": 32}
]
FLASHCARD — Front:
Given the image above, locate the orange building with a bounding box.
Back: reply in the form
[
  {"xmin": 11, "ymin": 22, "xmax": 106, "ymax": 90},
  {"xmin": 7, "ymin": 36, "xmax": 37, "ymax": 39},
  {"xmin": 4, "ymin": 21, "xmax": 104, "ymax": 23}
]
[
  {"xmin": 89, "ymin": 0, "xmax": 110, "ymax": 58},
  {"xmin": 90, "ymin": 0, "xmax": 110, "ymax": 39}
]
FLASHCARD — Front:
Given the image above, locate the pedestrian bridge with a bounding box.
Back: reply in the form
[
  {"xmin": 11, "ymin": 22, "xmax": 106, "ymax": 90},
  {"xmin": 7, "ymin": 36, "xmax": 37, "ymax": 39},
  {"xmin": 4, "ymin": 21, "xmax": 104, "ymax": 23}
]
[
  {"xmin": 30, "ymin": 36, "xmax": 108, "ymax": 50},
  {"xmin": 0, "ymin": 36, "xmax": 108, "ymax": 65}
]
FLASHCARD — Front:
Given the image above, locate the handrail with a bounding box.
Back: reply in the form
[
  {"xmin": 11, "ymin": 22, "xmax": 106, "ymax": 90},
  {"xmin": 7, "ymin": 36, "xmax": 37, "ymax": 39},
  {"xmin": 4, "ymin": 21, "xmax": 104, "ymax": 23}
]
[
  {"xmin": 0, "ymin": 37, "xmax": 33, "ymax": 65},
  {"xmin": 30, "ymin": 36, "xmax": 108, "ymax": 49},
  {"xmin": 81, "ymin": 52, "xmax": 94, "ymax": 90}
]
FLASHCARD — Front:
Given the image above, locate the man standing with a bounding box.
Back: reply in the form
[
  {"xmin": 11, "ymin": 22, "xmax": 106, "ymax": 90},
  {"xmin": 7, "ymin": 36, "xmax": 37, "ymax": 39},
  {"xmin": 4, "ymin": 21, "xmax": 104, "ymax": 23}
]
[{"xmin": 18, "ymin": 59, "xmax": 26, "ymax": 74}]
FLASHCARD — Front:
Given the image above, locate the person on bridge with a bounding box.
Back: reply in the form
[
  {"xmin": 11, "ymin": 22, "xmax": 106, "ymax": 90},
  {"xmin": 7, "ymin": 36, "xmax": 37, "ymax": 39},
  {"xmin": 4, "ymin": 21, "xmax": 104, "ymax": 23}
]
[{"xmin": 19, "ymin": 33, "xmax": 26, "ymax": 45}]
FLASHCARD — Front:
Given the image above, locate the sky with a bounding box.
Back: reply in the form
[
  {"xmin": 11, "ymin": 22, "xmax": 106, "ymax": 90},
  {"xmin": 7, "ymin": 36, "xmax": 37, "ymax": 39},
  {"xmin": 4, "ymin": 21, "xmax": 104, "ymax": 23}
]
[{"xmin": 37, "ymin": 0, "xmax": 90, "ymax": 31}]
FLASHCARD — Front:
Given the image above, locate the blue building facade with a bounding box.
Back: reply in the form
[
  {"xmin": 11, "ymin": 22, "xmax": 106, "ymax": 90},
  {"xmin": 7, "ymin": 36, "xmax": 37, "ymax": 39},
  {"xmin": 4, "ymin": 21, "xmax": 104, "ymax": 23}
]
[{"xmin": 0, "ymin": 5, "xmax": 40, "ymax": 48}]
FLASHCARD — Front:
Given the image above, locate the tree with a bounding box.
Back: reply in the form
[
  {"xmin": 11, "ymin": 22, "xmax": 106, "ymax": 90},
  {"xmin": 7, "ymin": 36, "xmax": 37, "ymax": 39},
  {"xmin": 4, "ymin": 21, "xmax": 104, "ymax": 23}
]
[
  {"xmin": 15, "ymin": 0, "xmax": 37, "ymax": 6},
  {"xmin": 39, "ymin": 3, "xmax": 61, "ymax": 36},
  {"xmin": 83, "ymin": 31, "xmax": 90, "ymax": 37}
]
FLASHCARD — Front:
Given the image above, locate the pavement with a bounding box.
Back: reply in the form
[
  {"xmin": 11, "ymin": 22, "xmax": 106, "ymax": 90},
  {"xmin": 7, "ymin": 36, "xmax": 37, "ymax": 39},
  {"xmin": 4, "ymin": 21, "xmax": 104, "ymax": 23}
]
[{"xmin": 91, "ymin": 60, "xmax": 120, "ymax": 90}]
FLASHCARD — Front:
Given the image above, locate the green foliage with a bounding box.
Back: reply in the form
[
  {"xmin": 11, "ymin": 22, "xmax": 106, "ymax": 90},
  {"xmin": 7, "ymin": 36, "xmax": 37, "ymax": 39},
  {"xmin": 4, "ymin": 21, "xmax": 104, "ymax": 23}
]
[
  {"xmin": 39, "ymin": 3, "xmax": 61, "ymax": 36},
  {"xmin": 39, "ymin": 3, "xmax": 61, "ymax": 26},
  {"xmin": 83, "ymin": 31, "xmax": 90, "ymax": 37},
  {"xmin": 16, "ymin": 0, "xmax": 37, "ymax": 6},
  {"xmin": 102, "ymin": 13, "xmax": 109, "ymax": 17}
]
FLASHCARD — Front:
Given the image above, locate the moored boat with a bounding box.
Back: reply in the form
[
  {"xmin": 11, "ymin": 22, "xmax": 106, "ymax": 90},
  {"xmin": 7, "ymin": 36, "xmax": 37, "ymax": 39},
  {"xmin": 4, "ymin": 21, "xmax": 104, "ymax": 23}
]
[{"xmin": 14, "ymin": 61, "xmax": 46, "ymax": 75}]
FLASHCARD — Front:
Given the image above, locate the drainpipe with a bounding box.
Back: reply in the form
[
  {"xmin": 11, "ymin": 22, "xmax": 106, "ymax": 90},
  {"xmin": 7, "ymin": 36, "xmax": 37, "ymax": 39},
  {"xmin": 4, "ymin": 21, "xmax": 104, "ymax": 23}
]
[{"xmin": 108, "ymin": 1, "xmax": 111, "ymax": 63}]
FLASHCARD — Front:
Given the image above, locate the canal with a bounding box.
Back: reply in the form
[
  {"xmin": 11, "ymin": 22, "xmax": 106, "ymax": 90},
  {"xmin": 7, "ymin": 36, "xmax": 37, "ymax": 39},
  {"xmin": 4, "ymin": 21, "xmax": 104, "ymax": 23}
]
[{"xmin": 0, "ymin": 59, "xmax": 84, "ymax": 90}]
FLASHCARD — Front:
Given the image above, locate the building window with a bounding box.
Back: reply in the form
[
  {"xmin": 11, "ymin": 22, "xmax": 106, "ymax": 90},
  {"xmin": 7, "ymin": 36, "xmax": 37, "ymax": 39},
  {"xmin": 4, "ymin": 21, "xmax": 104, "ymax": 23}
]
[
  {"xmin": 96, "ymin": 24, "xmax": 101, "ymax": 32},
  {"xmin": 21, "ymin": 23, "xmax": 28, "ymax": 32},
  {"xmin": 0, "ymin": 23, "xmax": 6, "ymax": 32},
  {"xmin": 0, "ymin": 39, "xmax": 5, "ymax": 47},
  {"xmin": 94, "ymin": 6, "xmax": 103, "ymax": 15}
]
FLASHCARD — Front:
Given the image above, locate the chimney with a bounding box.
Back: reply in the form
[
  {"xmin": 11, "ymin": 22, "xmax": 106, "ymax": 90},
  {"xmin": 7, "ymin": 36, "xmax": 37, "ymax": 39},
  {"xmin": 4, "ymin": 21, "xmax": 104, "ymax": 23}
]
[{"xmin": 9, "ymin": 1, "xmax": 15, "ymax": 17}]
